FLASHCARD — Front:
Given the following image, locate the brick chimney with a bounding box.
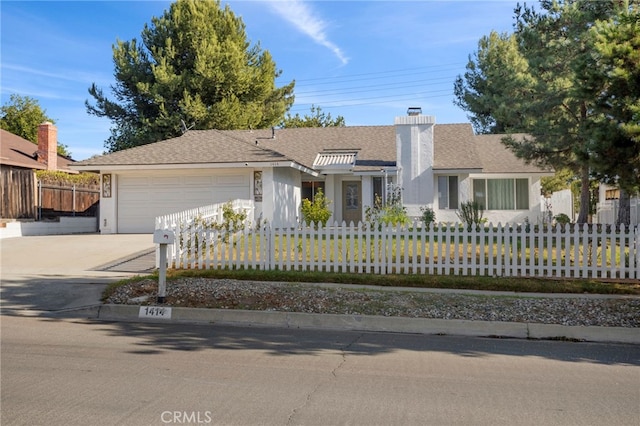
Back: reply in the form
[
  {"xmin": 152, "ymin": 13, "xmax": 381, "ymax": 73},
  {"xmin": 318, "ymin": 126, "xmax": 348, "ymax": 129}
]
[{"xmin": 37, "ymin": 122, "xmax": 57, "ymax": 170}]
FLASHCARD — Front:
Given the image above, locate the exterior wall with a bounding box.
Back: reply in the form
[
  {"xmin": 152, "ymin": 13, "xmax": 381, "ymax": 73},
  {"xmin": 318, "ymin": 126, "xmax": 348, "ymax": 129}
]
[
  {"xmin": 428, "ymin": 173, "xmax": 545, "ymax": 225},
  {"xmin": 269, "ymin": 167, "xmax": 301, "ymax": 228},
  {"xmin": 361, "ymin": 175, "xmax": 373, "ymax": 214},
  {"xmin": 100, "ymin": 173, "xmax": 117, "ymax": 234},
  {"xmin": 324, "ymin": 175, "xmax": 337, "ymax": 221},
  {"xmin": 0, "ymin": 217, "xmax": 97, "ymax": 239},
  {"xmin": 395, "ymin": 115, "xmax": 436, "ymax": 218}
]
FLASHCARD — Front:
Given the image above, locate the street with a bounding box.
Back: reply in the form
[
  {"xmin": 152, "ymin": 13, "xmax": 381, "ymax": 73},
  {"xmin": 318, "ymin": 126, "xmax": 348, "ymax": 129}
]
[{"xmin": 2, "ymin": 315, "xmax": 639, "ymax": 426}]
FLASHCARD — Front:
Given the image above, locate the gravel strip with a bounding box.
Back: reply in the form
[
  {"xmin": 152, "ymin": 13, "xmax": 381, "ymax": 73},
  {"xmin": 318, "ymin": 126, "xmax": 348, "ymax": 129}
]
[{"xmin": 106, "ymin": 278, "xmax": 640, "ymax": 328}]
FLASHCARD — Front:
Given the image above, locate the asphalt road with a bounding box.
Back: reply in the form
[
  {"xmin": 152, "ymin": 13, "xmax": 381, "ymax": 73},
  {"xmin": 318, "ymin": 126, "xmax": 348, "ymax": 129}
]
[{"xmin": 2, "ymin": 315, "xmax": 639, "ymax": 426}]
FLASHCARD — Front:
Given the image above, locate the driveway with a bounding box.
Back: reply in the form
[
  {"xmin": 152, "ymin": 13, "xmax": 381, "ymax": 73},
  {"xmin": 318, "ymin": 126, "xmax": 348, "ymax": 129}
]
[{"xmin": 0, "ymin": 234, "xmax": 156, "ymax": 313}]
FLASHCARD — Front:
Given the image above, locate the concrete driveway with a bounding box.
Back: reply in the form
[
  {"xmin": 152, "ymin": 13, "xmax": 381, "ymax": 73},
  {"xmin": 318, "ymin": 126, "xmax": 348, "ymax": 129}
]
[{"xmin": 0, "ymin": 234, "xmax": 156, "ymax": 313}]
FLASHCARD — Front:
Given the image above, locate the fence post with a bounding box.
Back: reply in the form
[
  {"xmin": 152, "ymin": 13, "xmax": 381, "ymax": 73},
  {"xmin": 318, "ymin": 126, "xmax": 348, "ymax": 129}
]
[
  {"xmin": 72, "ymin": 184, "xmax": 76, "ymax": 216},
  {"xmin": 38, "ymin": 180, "xmax": 42, "ymax": 221}
]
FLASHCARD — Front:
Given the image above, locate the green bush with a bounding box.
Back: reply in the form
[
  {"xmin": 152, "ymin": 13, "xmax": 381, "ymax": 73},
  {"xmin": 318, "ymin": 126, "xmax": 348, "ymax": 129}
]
[
  {"xmin": 36, "ymin": 170, "xmax": 99, "ymax": 185},
  {"xmin": 554, "ymin": 213, "xmax": 571, "ymax": 225},
  {"xmin": 456, "ymin": 201, "xmax": 486, "ymax": 230},
  {"xmin": 420, "ymin": 206, "xmax": 436, "ymax": 229},
  {"xmin": 301, "ymin": 189, "xmax": 332, "ymax": 227},
  {"xmin": 364, "ymin": 185, "xmax": 410, "ymax": 227}
]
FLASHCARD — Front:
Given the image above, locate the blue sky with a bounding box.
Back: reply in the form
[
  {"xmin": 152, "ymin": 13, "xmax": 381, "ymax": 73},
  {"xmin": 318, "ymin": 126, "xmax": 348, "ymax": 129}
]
[{"xmin": 1, "ymin": 0, "xmax": 521, "ymax": 160}]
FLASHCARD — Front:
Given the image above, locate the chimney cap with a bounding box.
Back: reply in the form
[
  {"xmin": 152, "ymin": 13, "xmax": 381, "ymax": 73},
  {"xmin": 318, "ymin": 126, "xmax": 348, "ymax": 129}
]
[{"xmin": 407, "ymin": 107, "xmax": 422, "ymax": 116}]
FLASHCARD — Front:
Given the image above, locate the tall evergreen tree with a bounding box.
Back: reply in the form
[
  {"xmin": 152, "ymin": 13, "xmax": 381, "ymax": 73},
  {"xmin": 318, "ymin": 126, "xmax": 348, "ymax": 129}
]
[
  {"xmin": 86, "ymin": 0, "xmax": 295, "ymax": 152},
  {"xmin": 455, "ymin": 0, "xmax": 629, "ymax": 224},
  {"xmin": 578, "ymin": 2, "xmax": 640, "ymax": 224}
]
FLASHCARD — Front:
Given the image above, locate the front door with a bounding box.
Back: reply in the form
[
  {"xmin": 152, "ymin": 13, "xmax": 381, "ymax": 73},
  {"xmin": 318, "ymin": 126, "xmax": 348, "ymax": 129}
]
[{"xmin": 342, "ymin": 181, "xmax": 362, "ymax": 225}]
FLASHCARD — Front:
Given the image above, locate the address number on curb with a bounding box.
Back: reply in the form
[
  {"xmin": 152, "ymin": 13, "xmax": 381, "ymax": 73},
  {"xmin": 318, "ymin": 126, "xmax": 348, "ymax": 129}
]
[{"xmin": 139, "ymin": 306, "xmax": 172, "ymax": 319}]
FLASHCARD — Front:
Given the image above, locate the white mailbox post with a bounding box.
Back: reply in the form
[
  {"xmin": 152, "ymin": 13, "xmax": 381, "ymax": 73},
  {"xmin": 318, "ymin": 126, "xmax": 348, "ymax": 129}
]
[{"xmin": 153, "ymin": 229, "xmax": 175, "ymax": 304}]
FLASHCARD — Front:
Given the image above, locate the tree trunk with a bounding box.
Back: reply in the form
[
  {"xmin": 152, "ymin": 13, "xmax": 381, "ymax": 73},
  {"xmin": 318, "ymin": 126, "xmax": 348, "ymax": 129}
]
[
  {"xmin": 616, "ymin": 188, "xmax": 631, "ymax": 227},
  {"xmin": 576, "ymin": 166, "xmax": 590, "ymax": 224}
]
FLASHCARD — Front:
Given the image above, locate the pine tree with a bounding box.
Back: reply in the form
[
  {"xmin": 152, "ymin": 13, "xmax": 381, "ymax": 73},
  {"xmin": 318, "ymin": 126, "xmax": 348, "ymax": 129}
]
[
  {"xmin": 454, "ymin": 0, "xmax": 629, "ymax": 224},
  {"xmin": 86, "ymin": 0, "xmax": 295, "ymax": 152}
]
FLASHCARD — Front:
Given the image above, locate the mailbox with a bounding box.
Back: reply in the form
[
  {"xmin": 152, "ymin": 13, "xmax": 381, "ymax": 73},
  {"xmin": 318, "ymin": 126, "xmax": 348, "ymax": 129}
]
[{"xmin": 153, "ymin": 229, "xmax": 175, "ymax": 244}]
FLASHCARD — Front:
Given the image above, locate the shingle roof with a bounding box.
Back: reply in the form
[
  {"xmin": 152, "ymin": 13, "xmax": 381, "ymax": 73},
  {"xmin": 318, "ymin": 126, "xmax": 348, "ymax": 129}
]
[
  {"xmin": 475, "ymin": 133, "xmax": 551, "ymax": 173},
  {"xmin": 73, "ymin": 129, "xmax": 287, "ymax": 167},
  {"xmin": 433, "ymin": 124, "xmax": 482, "ymax": 170},
  {"xmin": 224, "ymin": 126, "xmax": 396, "ymax": 172},
  {"xmin": 0, "ymin": 129, "xmax": 73, "ymax": 171},
  {"xmin": 71, "ymin": 122, "xmax": 549, "ymax": 175}
]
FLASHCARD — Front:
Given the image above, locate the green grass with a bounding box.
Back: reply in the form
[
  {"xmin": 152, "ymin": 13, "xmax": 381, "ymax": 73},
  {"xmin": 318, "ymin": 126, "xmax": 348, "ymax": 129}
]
[{"xmin": 102, "ymin": 268, "xmax": 640, "ymax": 302}]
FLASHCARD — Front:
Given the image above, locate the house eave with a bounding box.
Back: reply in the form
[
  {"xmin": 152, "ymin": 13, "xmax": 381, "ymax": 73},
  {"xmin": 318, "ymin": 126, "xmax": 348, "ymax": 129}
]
[
  {"xmin": 70, "ymin": 160, "xmax": 319, "ymax": 177},
  {"xmin": 433, "ymin": 168, "xmax": 483, "ymax": 174}
]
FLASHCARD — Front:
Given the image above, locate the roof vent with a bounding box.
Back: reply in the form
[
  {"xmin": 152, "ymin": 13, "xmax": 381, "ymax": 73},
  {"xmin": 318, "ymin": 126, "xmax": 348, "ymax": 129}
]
[{"xmin": 407, "ymin": 107, "xmax": 422, "ymax": 116}]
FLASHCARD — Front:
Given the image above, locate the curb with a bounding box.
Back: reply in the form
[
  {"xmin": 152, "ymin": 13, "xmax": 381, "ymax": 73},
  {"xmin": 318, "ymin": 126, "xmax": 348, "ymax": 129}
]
[{"xmin": 53, "ymin": 304, "xmax": 640, "ymax": 345}]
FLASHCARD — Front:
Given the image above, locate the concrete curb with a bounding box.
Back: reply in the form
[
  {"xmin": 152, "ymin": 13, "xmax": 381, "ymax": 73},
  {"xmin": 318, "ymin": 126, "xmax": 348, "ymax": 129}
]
[{"xmin": 61, "ymin": 304, "xmax": 640, "ymax": 345}]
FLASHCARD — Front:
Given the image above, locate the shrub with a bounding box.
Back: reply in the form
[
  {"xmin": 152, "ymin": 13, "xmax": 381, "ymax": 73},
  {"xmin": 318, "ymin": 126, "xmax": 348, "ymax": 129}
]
[
  {"xmin": 301, "ymin": 189, "xmax": 332, "ymax": 227},
  {"xmin": 554, "ymin": 213, "xmax": 571, "ymax": 225},
  {"xmin": 420, "ymin": 206, "xmax": 436, "ymax": 229},
  {"xmin": 365, "ymin": 185, "xmax": 410, "ymax": 227},
  {"xmin": 456, "ymin": 201, "xmax": 485, "ymax": 230},
  {"xmin": 36, "ymin": 170, "xmax": 99, "ymax": 185}
]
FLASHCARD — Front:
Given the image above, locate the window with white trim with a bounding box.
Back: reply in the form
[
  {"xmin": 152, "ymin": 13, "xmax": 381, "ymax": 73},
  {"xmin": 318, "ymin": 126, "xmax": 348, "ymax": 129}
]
[
  {"xmin": 473, "ymin": 178, "xmax": 529, "ymax": 210},
  {"xmin": 302, "ymin": 181, "xmax": 325, "ymax": 201},
  {"xmin": 437, "ymin": 176, "xmax": 459, "ymax": 209}
]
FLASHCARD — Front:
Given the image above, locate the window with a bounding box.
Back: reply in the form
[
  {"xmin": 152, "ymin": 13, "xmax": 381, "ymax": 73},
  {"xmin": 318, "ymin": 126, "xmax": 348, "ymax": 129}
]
[
  {"xmin": 373, "ymin": 175, "xmax": 395, "ymax": 204},
  {"xmin": 373, "ymin": 177, "xmax": 383, "ymax": 203},
  {"xmin": 473, "ymin": 178, "xmax": 529, "ymax": 210},
  {"xmin": 302, "ymin": 181, "xmax": 325, "ymax": 201},
  {"xmin": 605, "ymin": 189, "xmax": 620, "ymax": 200},
  {"xmin": 438, "ymin": 176, "xmax": 458, "ymax": 209}
]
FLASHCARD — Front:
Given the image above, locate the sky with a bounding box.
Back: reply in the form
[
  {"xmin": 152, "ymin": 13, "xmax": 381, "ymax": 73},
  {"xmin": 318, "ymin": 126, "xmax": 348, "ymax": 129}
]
[{"xmin": 1, "ymin": 0, "xmax": 523, "ymax": 160}]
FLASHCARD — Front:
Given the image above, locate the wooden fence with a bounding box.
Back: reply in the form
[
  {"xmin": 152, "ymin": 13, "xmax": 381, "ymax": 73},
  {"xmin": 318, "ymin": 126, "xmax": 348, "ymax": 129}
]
[
  {"xmin": 0, "ymin": 166, "xmax": 100, "ymax": 219},
  {"xmin": 159, "ymin": 221, "xmax": 640, "ymax": 280},
  {"xmin": 37, "ymin": 181, "xmax": 100, "ymax": 219},
  {"xmin": 1, "ymin": 166, "xmax": 36, "ymax": 219}
]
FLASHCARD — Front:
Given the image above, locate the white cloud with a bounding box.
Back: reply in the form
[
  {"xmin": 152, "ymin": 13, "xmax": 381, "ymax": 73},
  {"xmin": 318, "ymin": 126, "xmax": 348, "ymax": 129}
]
[{"xmin": 267, "ymin": 0, "xmax": 349, "ymax": 65}]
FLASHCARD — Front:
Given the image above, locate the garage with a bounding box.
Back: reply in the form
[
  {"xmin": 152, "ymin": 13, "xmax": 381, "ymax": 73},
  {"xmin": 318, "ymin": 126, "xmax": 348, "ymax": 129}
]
[{"xmin": 116, "ymin": 172, "xmax": 250, "ymax": 233}]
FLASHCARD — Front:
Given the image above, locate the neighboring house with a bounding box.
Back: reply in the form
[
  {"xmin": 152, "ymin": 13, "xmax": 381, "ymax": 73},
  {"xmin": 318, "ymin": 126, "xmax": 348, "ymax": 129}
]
[
  {"xmin": 70, "ymin": 110, "xmax": 552, "ymax": 234},
  {"xmin": 0, "ymin": 123, "xmax": 74, "ymax": 218},
  {"xmin": 595, "ymin": 184, "xmax": 640, "ymax": 226}
]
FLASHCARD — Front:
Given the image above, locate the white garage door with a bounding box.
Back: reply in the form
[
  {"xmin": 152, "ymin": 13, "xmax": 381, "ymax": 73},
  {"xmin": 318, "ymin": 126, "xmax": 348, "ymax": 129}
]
[{"xmin": 117, "ymin": 173, "xmax": 250, "ymax": 233}]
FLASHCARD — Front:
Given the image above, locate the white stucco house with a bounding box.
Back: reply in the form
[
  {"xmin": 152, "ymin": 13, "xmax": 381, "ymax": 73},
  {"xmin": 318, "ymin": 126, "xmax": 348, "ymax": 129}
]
[{"xmin": 71, "ymin": 110, "xmax": 552, "ymax": 233}]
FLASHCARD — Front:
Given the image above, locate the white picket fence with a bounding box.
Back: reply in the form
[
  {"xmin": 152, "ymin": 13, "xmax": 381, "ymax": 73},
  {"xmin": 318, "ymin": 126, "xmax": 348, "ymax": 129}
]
[
  {"xmin": 155, "ymin": 199, "xmax": 253, "ymax": 230},
  {"xmin": 158, "ymin": 219, "xmax": 640, "ymax": 280}
]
